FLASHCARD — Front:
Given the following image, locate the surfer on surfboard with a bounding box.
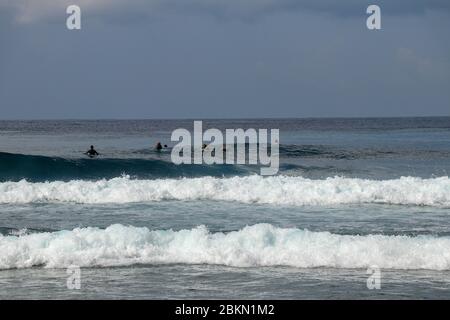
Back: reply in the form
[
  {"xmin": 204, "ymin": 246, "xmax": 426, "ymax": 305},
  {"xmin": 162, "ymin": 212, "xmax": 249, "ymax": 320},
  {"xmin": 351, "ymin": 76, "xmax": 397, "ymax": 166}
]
[{"xmin": 85, "ymin": 145, "xmax": 99, "ymax": 158}]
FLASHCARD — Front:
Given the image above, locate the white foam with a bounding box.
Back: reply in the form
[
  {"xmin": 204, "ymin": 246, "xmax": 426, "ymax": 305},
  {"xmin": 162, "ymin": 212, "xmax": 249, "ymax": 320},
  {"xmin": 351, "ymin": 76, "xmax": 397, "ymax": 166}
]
[
  {"xmin": 1, "ymin": 223, "xmax": 449, "ymax": 270},
  {"xmin": 0, "ymin": 175, "xmax": 449, "ymax": 206}
]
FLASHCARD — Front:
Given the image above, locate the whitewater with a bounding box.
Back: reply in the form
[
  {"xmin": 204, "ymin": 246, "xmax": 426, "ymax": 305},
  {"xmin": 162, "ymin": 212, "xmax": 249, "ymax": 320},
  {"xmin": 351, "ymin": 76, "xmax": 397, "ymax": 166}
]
[
  {"xmin": 1, "ymin": 223, "xmax": 449, "ymax": 270},
  {"xmin": 0, "ymin": 175, "xmax": 449, "ymax": 206},
  {"xmin": 1, "ymin": 118, "xmax": 450, "ymax": 299}
]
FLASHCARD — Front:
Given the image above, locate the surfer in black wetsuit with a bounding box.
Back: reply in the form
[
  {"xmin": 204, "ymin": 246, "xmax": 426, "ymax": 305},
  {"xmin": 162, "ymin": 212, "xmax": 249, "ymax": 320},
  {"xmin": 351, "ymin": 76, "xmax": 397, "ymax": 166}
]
[
  {"xmin": 155, "ymin": 142, "xmax": 163, "ymax": 151},
  {"xmin": 85, "ymin": 145, "xmax": 99, "ymax": 158}
]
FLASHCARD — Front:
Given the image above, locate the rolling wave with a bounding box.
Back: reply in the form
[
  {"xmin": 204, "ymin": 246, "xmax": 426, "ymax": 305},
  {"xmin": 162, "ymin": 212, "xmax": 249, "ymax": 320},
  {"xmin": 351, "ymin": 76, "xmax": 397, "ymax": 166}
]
[
  {"xmin": 1, "ymin": 223, "xmax": 449, "ymax": 270},
  {"xmin": 2, "ymin": 146, "xmax": 447, "ymax": 182},
  {"xmin": 0, "ymin": 175, "xmax": 449, "ymax": 206},
  {"xmin": 279, "ymin": 144, "xmax": 450, "ymax": 160},
  {"xmin": 0, "ymin": 152, "xmax": 248, "ymax": 182}
]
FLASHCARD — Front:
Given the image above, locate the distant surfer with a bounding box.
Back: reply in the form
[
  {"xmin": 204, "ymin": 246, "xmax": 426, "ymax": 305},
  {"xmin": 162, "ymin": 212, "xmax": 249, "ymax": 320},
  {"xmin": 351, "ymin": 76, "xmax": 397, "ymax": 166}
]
[
  {"xmin": 85, "ymin": 145, "xmax": 99, "ymax": 158},
  {"xmin": 155, "ymin": 142, "xmax": 163, "ymax": 151}
]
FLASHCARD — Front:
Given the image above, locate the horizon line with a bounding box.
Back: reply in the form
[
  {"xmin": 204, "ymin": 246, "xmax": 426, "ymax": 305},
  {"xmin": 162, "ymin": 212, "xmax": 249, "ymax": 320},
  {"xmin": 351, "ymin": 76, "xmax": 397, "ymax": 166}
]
[{"xmin": 1, "ymin": 115, "xmax": 450, "ymax": 121}]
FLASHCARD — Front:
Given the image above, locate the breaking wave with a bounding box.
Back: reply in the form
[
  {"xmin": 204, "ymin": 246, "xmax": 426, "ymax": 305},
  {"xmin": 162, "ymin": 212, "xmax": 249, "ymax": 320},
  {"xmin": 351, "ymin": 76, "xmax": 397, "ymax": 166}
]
[
  {"xmin": 1, "ymin": 223, "xmax": 449, "ymax": 270},
  {"xmin": 0, "ymin": 175, "xmax": 449, "ymax": 206}
]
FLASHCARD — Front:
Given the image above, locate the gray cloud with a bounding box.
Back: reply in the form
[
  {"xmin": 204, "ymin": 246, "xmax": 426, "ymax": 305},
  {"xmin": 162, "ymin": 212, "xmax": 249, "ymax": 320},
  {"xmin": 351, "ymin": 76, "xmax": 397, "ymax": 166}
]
[
  {"xmin": 0, "ymin": 1, "xmax": 449, "ymax": 119},
  {"xmin": 1, "ymin": 0, "xmax": 450, "ymax": 24}
]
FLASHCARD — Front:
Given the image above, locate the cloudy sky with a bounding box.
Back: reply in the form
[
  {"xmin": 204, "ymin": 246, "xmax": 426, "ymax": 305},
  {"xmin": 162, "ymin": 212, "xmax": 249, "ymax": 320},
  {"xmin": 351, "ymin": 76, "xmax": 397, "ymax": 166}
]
[{"xmin": 0, "ymin": 0, "xmax": 449, "ymax": 119}]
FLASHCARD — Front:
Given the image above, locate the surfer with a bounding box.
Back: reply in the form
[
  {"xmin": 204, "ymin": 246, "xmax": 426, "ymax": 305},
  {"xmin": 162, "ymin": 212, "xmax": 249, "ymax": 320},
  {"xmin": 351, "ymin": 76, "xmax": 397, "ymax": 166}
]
[
  {"xmin": 85, "ymin": 145, "xmax": 99, "ymax": 158},
  {"xmin": 155, "ymin": 142, "xmax": 163, "ymax": 151}
]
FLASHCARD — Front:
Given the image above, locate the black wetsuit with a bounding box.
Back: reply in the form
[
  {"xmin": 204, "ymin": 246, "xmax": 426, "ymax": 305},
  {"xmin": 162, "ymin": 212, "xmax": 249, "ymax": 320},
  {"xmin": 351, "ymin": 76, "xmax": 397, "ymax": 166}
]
[{"xmin": 86, "ymin": 149, "xmax": 99, "ymax": 157}]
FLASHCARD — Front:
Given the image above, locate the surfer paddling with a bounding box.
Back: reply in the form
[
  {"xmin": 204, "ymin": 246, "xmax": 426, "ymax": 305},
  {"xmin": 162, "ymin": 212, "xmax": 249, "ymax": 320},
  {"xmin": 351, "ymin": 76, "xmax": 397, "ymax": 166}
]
[
  {"xmin": 84, "ymin": 145, "xmax": 99, "ymax": 158},
  {"xmin": 155, "ymin": 142, "xmax": 168, "ymax": 151}
]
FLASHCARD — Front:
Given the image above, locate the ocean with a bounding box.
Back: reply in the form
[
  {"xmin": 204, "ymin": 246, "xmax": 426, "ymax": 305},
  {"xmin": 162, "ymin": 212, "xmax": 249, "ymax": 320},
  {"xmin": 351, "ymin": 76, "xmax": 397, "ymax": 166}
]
[{"xmin": 0, "ymin": 117, "xmax": 449, "ymax": 299}]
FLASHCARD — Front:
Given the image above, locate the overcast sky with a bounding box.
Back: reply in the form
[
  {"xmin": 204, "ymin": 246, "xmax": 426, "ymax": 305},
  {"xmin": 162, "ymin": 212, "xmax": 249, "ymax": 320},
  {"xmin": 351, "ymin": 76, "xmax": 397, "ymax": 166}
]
[{"xmin": 0, "ymin": 0, "xmax": 449, "ymax": 119}]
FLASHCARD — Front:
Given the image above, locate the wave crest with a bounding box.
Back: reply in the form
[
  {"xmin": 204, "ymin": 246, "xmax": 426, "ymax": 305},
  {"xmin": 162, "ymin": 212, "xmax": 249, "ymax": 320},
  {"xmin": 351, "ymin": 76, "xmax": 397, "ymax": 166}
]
[
  {"xmin": 0, "ymin": 175, "xmax": 449, "ymax": 206},
  {"xmin": 0, "ymin": 152, "xmax": 247, "ymax": 182},
  {"xmin": 1, "ymin": 224, "xmax": 449, "ymax": 270}
]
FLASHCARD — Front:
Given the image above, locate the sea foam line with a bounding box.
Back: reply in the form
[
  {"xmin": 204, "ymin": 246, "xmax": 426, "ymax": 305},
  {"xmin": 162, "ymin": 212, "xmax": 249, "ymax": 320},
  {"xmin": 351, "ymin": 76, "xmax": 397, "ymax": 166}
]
[
  {"xmin": 1, "ymin": 223, "xmax": 449, "ymax": 270},
  {"xmin": 0, "ymin": 175, "xmax": 449, "ymax": 206}
]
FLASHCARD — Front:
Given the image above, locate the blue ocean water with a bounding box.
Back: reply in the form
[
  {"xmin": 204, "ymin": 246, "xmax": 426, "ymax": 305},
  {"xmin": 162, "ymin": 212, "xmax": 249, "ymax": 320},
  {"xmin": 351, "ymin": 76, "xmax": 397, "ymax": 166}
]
[{"xmin": 0, "ymin": 118, "xmax": 449, "ymax": 299}]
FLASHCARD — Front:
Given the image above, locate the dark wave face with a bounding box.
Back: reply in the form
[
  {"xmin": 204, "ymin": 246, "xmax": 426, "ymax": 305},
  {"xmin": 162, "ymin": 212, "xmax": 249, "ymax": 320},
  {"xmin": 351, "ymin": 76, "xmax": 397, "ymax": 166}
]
[
  {"xmin": 0, "ymin": 152, "xmax": 251, "ymax": 182},
  {"xmin": 2, "ymin": 141, "xmax": 448, "ymax": 182},
  {"xmin": 279, "ymin": 144, "xmax": 450, "ymax": 160}
]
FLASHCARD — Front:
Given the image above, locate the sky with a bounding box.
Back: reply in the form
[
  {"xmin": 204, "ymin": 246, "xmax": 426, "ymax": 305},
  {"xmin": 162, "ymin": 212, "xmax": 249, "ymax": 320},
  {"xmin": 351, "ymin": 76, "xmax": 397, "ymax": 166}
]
[{"xmin": 0, "ymin": 0, "xmax": 449, "ymax": 119}]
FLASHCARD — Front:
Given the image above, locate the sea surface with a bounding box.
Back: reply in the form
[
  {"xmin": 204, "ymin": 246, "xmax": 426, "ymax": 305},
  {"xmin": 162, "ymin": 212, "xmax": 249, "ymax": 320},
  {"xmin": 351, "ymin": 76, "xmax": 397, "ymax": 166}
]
[{"xmin": 0, "ymin": 117, "xmax": 449, "ymax": 299}]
